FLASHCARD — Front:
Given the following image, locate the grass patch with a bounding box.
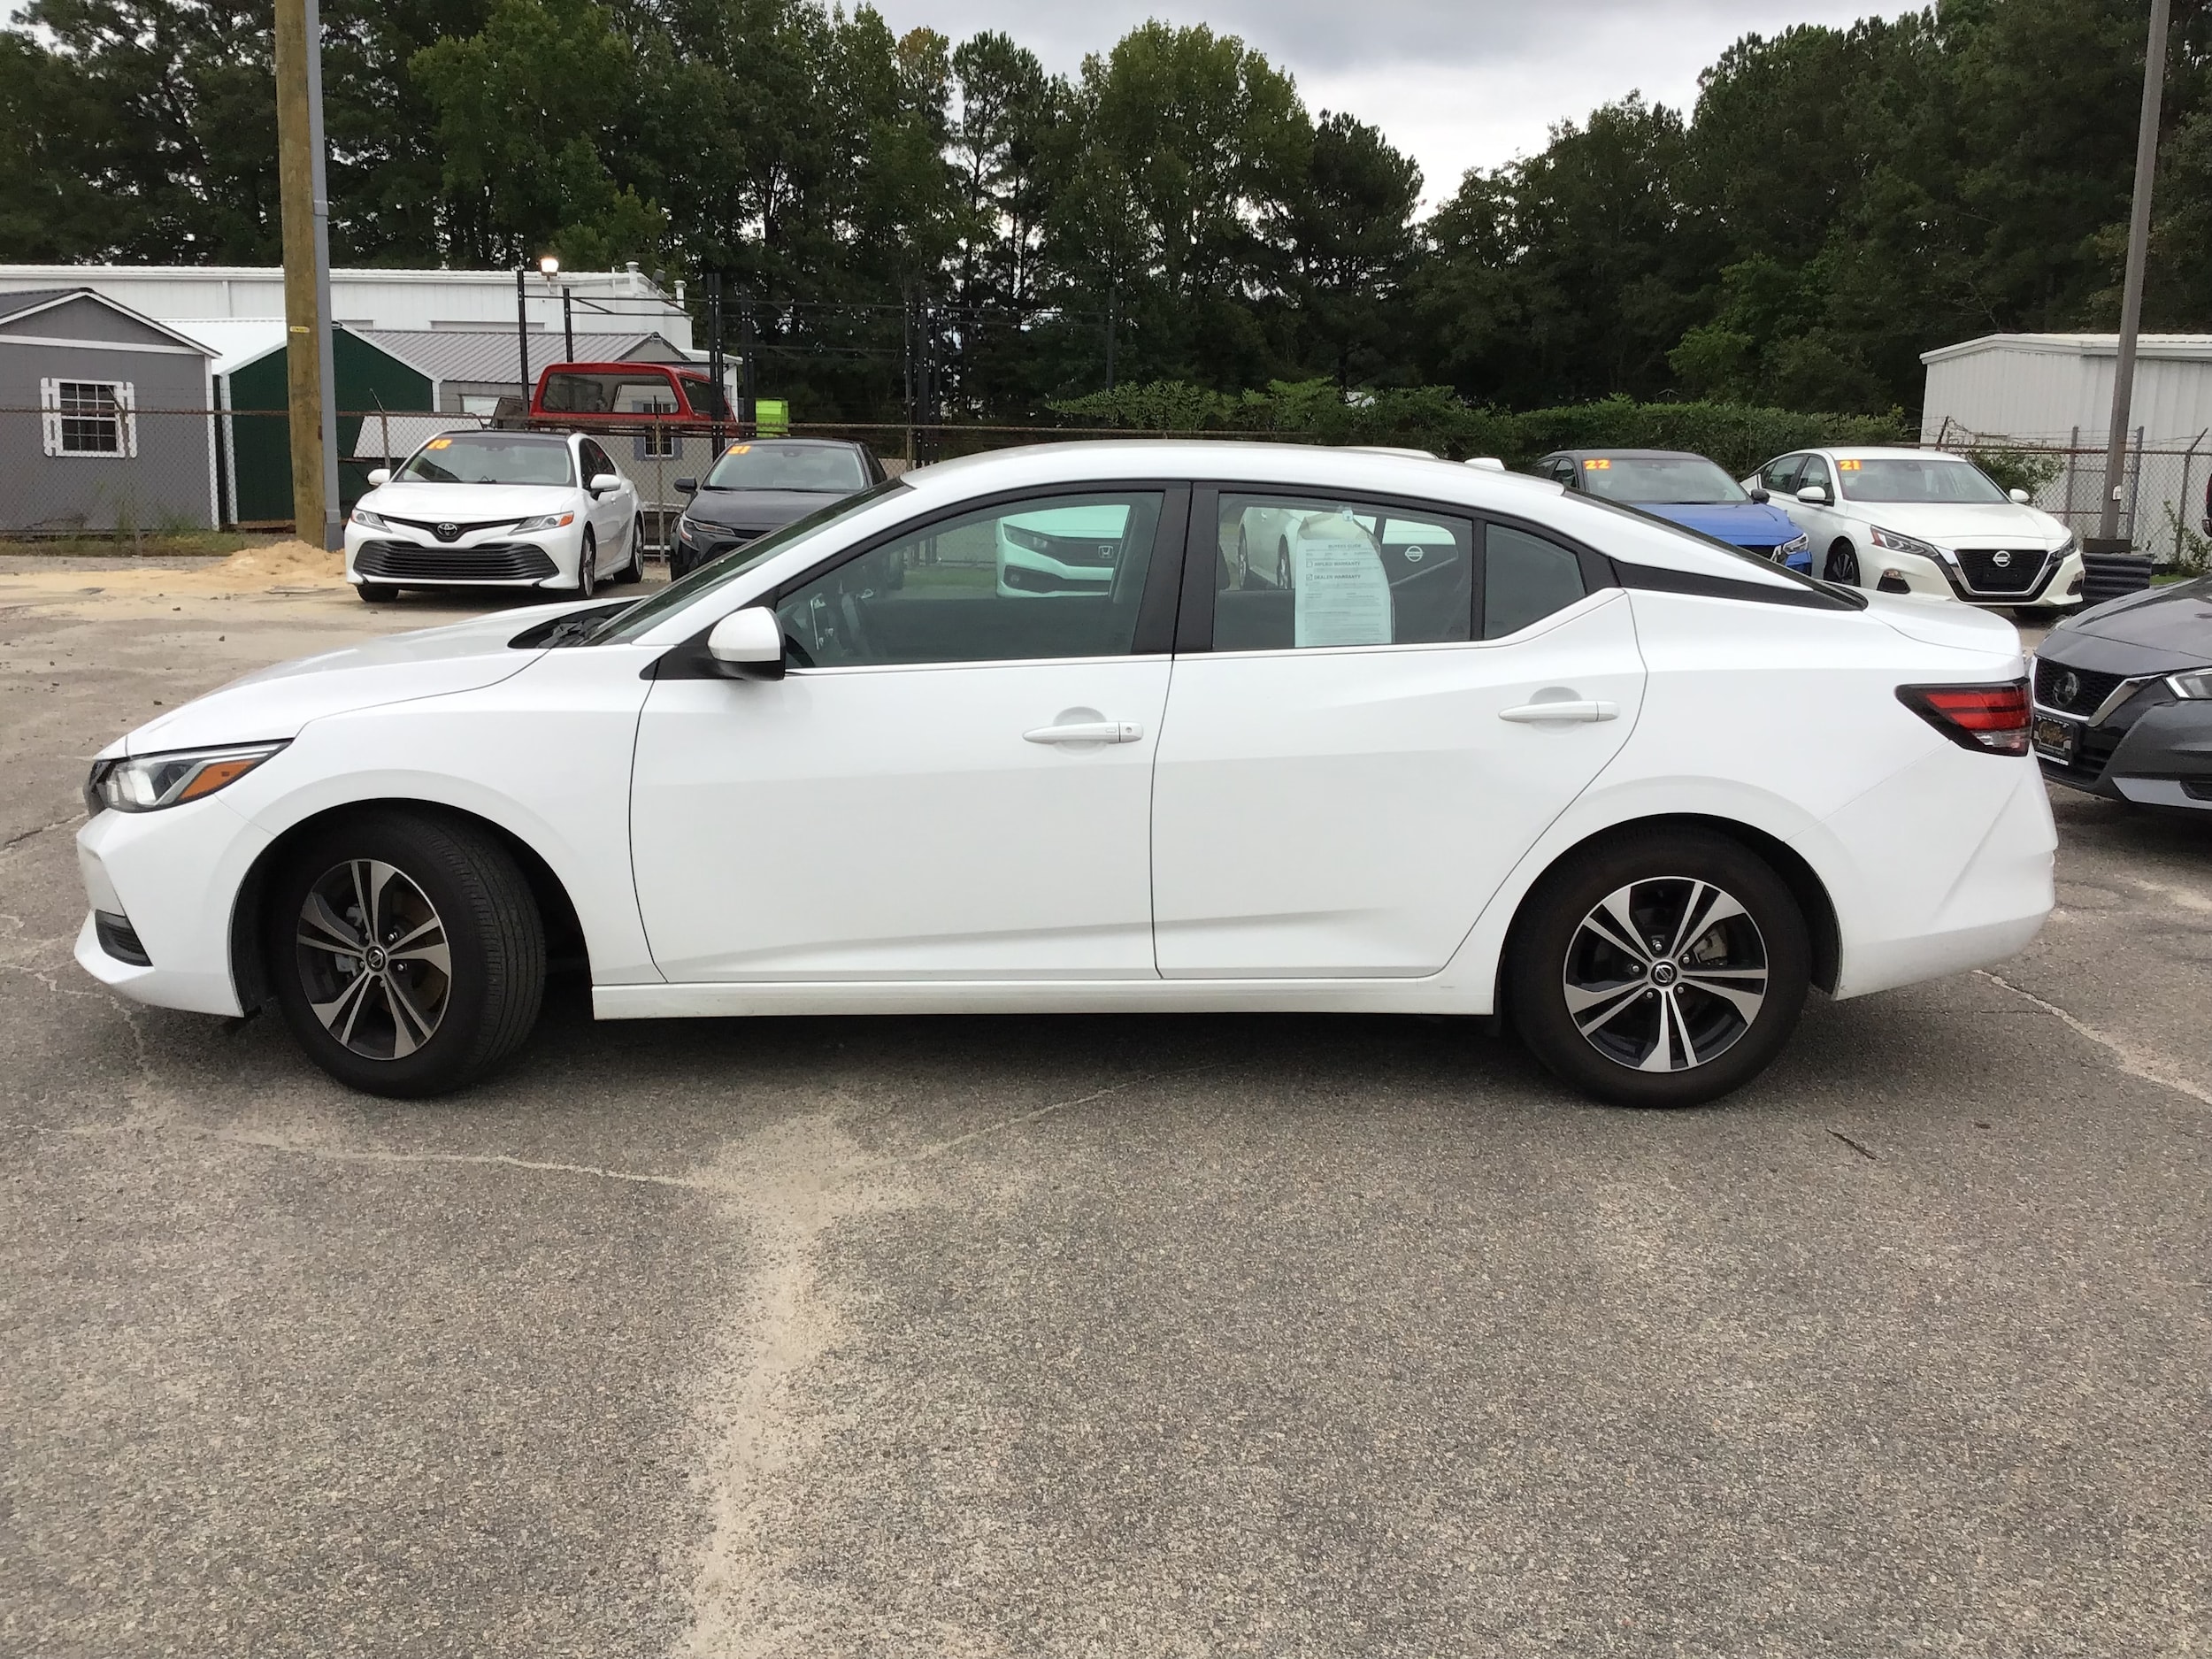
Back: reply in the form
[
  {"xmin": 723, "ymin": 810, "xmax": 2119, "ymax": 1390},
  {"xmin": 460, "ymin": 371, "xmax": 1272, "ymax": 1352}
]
[{"xmin": 0, "ymin": 531, "xmax": 288, "ymax": 559}]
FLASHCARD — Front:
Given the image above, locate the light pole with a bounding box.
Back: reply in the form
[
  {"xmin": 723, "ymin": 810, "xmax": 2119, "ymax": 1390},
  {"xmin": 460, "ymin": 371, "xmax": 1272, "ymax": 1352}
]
[{"xmin": 2093, "ymin": 0, "xmax": 2171, "ymax": 562}]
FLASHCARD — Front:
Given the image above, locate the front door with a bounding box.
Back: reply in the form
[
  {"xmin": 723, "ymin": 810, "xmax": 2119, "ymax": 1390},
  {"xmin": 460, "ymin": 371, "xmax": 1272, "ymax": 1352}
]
[
  {"xmin": 1151, "ymin": 494, "xmax": 1645, "ymax": 978},
  {"xmin": 630, "ymin": 487, "xmax": 1184, "ymax": 981}
]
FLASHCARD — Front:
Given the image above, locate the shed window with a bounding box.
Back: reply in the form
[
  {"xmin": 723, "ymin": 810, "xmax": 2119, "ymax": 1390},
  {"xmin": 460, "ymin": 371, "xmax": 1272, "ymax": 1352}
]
[{"xmin": 41, "ymin": 379, "xmax": 136, "ymax": 458}]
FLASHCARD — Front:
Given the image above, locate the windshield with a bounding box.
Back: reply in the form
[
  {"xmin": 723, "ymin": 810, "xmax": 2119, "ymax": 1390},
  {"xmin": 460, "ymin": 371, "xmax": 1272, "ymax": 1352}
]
[
  {"xmin": 1578, "ymin": 456, "xmax": 1747, "ymax": 503},
  {"xmin": 704, "ymin": 442, "xmax": 868, "ymax": 493},
  {"xmin": 398, "ymin": 434, "xmax": 573, "ymax": 487},
  {"xmin": 1837, "ymin": 457, "xmax": 2008, "ymax": 503},
  {"xmin": 593, "ymin": 477, "xmax": 908, "ymax": 644}
]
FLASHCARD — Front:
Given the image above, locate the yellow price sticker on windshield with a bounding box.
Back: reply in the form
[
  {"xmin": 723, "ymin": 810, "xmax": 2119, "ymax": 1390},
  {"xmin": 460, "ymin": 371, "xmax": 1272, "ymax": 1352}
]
[
  {"xmin": 426, "ymin": 438, "xmax": 451, "ymax": 449},
  {"xmin": 1839, "ymin": 458, "xmax": 1862, "ymax": 470},
  {"xmin": 1583, "ymin": 457, "xmax": 1610, "ymax": 470},
  {"xmin": 726, "ymin": 443, "xmax": 750, "ymax": 456}
]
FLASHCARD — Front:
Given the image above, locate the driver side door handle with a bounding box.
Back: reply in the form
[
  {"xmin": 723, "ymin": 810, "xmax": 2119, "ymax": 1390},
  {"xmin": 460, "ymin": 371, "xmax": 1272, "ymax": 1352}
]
[
  {"xmin": 1499, "ymin": 699, "xmax": 1618, "ymax": 724},
  {"xmin": 1024, "ymin": 721, "xmax": 1143, "ymax": 744}
]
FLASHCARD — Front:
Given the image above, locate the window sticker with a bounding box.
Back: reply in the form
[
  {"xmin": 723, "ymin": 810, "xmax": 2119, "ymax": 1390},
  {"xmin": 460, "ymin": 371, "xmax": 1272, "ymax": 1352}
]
[
  {"xmin": 1291, "ymin": 513, "xmax": 1393, "ymax": 647},
  {"xmin": 726, "ymin": 443, "xmax": 751, "ymax": 456},
  {"xmin": 1838, "ymin": 458, "xmax": 1862, "ymax": 470},
  {"xmin": 426, "ymin": 438, "xmax": 452, "ymax": 449},
  {"xmin": 1582, "ymin": 457, "xmax": 1611, "ymax": 470}
]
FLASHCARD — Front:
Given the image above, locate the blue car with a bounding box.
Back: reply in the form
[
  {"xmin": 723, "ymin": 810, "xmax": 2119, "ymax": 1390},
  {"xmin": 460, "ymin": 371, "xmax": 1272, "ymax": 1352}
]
[{"xmin": 1532, "ymin": 449, "xmax": 1812, "ymax": 571}]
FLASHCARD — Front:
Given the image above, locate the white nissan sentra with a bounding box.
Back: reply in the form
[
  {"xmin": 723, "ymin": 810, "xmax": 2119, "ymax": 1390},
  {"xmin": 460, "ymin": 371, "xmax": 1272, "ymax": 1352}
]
[
  {"xmin": 344, "ymin": 429, "xmax": 645, "ymax": 603},
  {"xmin": 77, "ymin": 442, "xmax": 2055, "ymax": 1108}
]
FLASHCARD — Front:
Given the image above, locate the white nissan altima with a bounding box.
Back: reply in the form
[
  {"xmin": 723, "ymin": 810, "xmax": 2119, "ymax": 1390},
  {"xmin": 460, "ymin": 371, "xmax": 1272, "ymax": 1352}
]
[
  {"xmin": 345, "ymin": 428, "xmax": 645, "ymax": 603},
  {"xmin": 78, "ymin": 442, "xmax": 2055, "ymax": 1108}
]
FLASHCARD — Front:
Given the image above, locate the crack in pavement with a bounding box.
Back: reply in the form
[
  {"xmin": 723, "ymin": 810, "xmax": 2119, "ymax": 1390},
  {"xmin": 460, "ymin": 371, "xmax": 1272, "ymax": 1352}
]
[{"xmin": 1977, "ymin": 969, "xmax": 2212, "ymax": 1110}]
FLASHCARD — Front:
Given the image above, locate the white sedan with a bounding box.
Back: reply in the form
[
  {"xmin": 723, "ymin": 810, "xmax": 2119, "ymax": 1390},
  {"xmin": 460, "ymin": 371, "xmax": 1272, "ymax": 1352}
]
[
  {"xmin": 77, "ymin": 442, "xmax": 2055, "ymax": 1109},
  {"xmin": 345, "ymin": 429, "xmax": 645, "ymax": 603},
  {"xmin": 1742, "ymin": 446, "xmax": 2084, "ymax": 615}
]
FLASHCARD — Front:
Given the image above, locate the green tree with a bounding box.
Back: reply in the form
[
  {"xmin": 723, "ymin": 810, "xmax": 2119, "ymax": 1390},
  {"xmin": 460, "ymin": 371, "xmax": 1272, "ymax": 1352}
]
[{"xmin": 1279, "ymin": 111, "xmax": 1422, "ymax": 388}]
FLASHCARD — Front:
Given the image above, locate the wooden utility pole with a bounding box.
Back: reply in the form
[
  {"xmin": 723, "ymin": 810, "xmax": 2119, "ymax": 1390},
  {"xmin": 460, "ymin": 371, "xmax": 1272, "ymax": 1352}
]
[
  {"xmin": 2096, "ymin": 0, "xmax": 2171, "ymax": 548},
  {"xmin": 273, "ymin": 0, "xmax": 340, "ymax": 549}
]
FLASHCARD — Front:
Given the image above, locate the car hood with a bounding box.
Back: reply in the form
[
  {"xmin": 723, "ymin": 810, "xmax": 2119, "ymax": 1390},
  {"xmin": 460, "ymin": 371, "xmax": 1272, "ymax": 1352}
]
[
  {"xmin": 687, "ymin": 488, "xmax": 847, "ymax": 532},
  {"xmin": 1636, "ymin": 502, "xmax": 1801, "ymax": 545},
  {"xmin": 1843, "ymin": 500, "xmax": 2064, "ymax": 548},
  {"xmin": 2040, "ymin": 574, "xmax": 2212, "ymax": 670},
  {"xmin": 117, "ymin": 601, "xmax": 588, "ymax": 756},
  {"xmin": 362, "ymin": 480, "xmax": 578, "ymax": 521}
]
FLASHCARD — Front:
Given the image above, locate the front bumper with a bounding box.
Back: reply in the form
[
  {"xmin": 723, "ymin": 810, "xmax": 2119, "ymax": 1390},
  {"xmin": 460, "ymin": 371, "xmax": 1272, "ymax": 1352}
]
[
  {"xmin": 74, "ymin": 797, "xmax": 271, "ymax": 1015},
  {"xmin": 2030, "ymin": 661, "xmax": 2212, "ymax": 807},
  {"xmin": 344, "ymin": 526, "xmax": 582, "ymax": 589},
  {"xmin": 1870, "ymin": 548, "xmax": 2083, "ymax": 610}
]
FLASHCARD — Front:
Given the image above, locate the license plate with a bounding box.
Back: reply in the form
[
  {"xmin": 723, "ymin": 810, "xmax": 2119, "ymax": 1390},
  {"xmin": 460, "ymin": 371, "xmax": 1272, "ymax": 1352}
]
[{"xmin": 2032, "ymin": 714, "xmax": 2079, "ymax": 764}]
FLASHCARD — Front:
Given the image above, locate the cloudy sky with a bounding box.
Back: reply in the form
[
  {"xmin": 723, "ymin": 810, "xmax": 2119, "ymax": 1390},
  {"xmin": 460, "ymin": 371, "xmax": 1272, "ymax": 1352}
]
[{"xmin": 869, "ymin": 0, "xmax": 1903, "ymax": 208}]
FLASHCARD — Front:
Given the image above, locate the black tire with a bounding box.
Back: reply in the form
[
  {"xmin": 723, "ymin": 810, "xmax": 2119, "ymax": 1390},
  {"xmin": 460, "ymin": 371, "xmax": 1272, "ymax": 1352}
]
[
  {"xmin": 1277, "ymin": 537, "xmax": 1293, "ymax": 589},
  {"xmin": 615, "ymin": 515, "xmax": 646, "ymax": 583},
  {"xmin": 1507, "ymin": 828, "xmax": 1810, "ymax": 1109},
  {"xmin": 265, "ymin": 809, "xmax": 546, "ymax": 1098},
  {"xmin": 577, "ymin": 529, "xmax": 597, "ymax": 600},
  {"xmin": 1234, "ymin": 526, "xmax": 1250, "ymax": 589},
  {"xmin": 357, "ymin": 582, "xmax": 399, "ymax": 604},
  {"xmin": 1824, "ymin": 541, "xmax": 1860, "ymax": 586}
]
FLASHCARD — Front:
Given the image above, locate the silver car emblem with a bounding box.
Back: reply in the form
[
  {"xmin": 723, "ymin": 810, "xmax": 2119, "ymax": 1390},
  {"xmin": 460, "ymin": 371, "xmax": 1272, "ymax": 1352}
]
[
  {"xmin": 1404, "ymin": 547, "xmax": 1425, "ymax": 562},
  {"xmin": 436, "ymin": 522, "xmax": 459, "ymax": 541},
  {"xmin": 2056, "ymin": 670, "xmax": 2080, "ymax": 706},
  {"xmin": 1992, "ymin": 549, "xmax": 2012, "ymax": 567}
]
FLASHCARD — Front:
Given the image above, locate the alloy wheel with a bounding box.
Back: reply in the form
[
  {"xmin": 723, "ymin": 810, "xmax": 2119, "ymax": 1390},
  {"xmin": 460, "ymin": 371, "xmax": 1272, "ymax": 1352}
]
[
  {"xmin": 1562, "ymin": 877, "xmax": 1769, "ymax": 1072},
  {"xmin": 294, "ymin": 859, "xmax": 451, "ymax": 1060}
]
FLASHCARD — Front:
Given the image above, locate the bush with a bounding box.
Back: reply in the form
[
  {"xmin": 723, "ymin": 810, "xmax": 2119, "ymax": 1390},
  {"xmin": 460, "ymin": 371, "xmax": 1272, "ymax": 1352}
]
[
  {"xmin": 1966, "ymin": 447, "xmax": 2064, "ymax": 499},
  {"xmin": 1048, "ymin": 380, "xmax": 1909, "ymax": 476}
]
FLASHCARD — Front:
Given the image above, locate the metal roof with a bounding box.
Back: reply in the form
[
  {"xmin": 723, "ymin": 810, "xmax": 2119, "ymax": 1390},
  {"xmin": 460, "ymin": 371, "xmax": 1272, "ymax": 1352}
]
[
  {"xmin": 0, "ymin": 285, "xmax": 216, "ymax": 352},
  {"xmin": 1921, "ymin": 333, "xmax": 2212, "ymax": 365},
  {"xmin": 0, "ymin": 287, "xmax": 82, "ymax": 322},
  {"xmin": 357, "ymin": 328, "xmax": 689, "ymax": 385}
]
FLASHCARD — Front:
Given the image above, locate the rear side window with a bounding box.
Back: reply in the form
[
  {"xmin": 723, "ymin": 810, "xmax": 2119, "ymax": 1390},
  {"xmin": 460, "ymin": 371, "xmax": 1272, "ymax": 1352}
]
[
  {"xmin": 1483, "ymin": 524, "xmax": 1586, "ymax": 639},
  {"xmin": 1211, "ymin": 492, "xmax": 1474, "ymax": 651}
]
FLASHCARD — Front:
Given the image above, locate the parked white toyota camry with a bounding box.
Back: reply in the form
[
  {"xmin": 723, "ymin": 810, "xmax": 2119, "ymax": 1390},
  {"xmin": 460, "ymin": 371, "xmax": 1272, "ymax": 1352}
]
[
  {"xmin": 1743, "ymin": 446, "xmax": 2084, "ymax": 616},
  {"xmin": 79, "ymin": 442, "xmax": 2055, "ymax": 1108},
  {"xmin": 345, "ymin": 429, "xmax": 645, "ymax": 603}
]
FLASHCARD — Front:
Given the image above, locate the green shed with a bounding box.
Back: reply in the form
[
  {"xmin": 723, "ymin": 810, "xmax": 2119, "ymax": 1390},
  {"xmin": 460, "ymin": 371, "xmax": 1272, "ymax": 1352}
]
[{"xmin": 219, "ymin": 328, "xmax": 433, "ymax": 526}]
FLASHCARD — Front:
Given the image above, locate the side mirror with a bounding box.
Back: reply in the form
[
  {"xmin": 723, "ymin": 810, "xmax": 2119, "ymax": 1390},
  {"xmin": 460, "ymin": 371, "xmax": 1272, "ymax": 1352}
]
[
  {"xmin": 673, "ymin": 477, "xmax": 699, "ymax": 495},
  {"xmin": 588, "ymin": 472, "xmax": 621, "ymax": 495},
  {"xmin": 1748, "ymin": 486, "xmax": 1770, "ymax": 503},
  {"xmin": 1796, "ymin": 485, "xmax": 1830, "ymax": 505},
  {"xmin": 2008, "ymin": 488, "xmax": 2032, "ymax": 504},
  {"xmin": 365, "ymin": 468, "xmax": 391, "ymax": 488},
  {"xmin": 706, "ymin": 607, "xmax": 785, "ymax": 680}
]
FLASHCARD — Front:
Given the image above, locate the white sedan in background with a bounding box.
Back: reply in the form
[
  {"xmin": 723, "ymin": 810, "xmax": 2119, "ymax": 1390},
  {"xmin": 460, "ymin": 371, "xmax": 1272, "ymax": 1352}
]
[
  {"xmin": 1743, "ymin": 447, "xmax": 2084, "ymax": 615},
  {"xmin": 345, "ymin": 429, "xmax": 645, "ymax": 603},
  {"xmin": 79, "ymin": 442, "xmax": 2053, "ymax": 1110}
]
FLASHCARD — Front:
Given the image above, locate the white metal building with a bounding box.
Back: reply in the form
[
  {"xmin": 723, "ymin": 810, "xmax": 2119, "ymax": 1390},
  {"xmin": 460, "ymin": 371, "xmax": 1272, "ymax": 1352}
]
[
  {"xmin": 0, "ymin": 263, "xmax": 695, "ymax": 353},
  {"xmin": 1919, "ymin": 334, "xmax": 2212, "ymax": 555}
]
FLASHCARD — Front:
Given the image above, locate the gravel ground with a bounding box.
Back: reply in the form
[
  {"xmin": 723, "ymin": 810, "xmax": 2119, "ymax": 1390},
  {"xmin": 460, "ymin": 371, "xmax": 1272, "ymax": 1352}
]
[{"xmin": 3, "ymin": 572, "xmax": 2207, "ymax": 1658}]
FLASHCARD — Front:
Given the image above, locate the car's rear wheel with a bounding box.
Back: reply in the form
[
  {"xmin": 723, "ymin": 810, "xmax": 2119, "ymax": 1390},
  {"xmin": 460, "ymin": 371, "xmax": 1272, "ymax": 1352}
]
[
  {"xmin": 1508, "ymin": 829, "xmax": 1810, "ymax": 1109},
  {"xmin": 1824, "ymin": 541, "xmax": 1860, "ymax": 585},
  {"xmin": 357, "ymin": 582, "xmax": 398, "ymax": 604},
  {"xmin": 266, "ymin": 809, "xmax": 545, "ymax": 1097}
]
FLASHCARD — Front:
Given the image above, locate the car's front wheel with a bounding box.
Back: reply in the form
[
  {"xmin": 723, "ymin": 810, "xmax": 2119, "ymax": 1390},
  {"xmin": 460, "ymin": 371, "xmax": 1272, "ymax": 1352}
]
[
  {"xmin": 616, "ymin": 515, "xmax": 646, "ymax": 583},
  {"xmin": 576, "ymin": 530, "xmax": 597, "ymax": 600},
  {"xmin": 266, "ymin": 809, "xmax": 545, "ymax": 1097},
  {"xmin": 1508, "ymin": 828, "xmax": 1810, "ymax": 1109},
  {"xmin": 1824, "ymin": 540, "xmax": 1860, "ymax": 586}
]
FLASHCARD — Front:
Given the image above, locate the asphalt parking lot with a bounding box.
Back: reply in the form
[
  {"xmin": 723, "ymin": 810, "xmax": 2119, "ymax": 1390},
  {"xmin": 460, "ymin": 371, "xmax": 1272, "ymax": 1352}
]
[{"xmin": 4, "ymin": 557, "xmax": 2209, "ymax": 1658}]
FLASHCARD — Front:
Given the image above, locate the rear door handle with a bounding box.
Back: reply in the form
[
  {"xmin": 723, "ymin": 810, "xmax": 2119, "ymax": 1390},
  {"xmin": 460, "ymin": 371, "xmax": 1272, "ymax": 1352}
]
[
  {"xmin": 1024, "ymin": 721, "xmax": 1142, "ymax": 744},
  {"xmin": 1499, "ymin": 699, "xmax": 1618, "ymax": 724}
]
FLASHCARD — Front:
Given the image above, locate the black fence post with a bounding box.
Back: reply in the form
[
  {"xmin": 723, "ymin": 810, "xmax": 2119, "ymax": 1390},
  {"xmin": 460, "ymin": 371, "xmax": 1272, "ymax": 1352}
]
[{"xmin": 706, "ymin": 273, "xmax": 725, "ymax": 452}]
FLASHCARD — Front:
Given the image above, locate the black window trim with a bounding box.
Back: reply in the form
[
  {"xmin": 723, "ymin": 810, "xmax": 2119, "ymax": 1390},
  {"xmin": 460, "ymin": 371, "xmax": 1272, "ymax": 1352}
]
[{"xmin": 653, "ymin": 478, "xmax": 1191, "ymax": 680}]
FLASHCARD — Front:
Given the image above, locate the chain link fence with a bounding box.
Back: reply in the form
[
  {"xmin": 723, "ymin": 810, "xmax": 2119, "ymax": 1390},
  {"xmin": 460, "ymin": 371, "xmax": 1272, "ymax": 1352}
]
[{"xmin": 1935, "ymin": 422, "xmax": 2212, "ymax": 575}]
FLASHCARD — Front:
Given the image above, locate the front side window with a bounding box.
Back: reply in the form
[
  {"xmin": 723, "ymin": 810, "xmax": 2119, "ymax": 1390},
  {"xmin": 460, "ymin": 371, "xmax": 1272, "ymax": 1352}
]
[
  {"xmin": 1763, "ymin": 454, "xmax": 1805, "ymax": 494},
  {"xmin": 580, "ymin": 439, "xmax": 618, "ymax": 481},
  {"xmin": 1798, "ymin": 455, "xmax": 1834, "ymax": 497},
  {"xmin": 1836, "ymin": 457, "xmax": 2008, "ymax": 503},
  {"xmin": 1484, "ymin": 523, "xmax": 1588, "ymax": 638},
  {"xmin": 1213, "ymin": 493, "xmax": 1474, "ymax": 651},
  {"xmin": 397, "ymin": 433, "xmax": 575, "ymax": 486},
  {"xmin": 778, "ymin": 490, "xmax": 1164, "ymax": 668},
  {"xmin": 41, "ymin": 378, "xmax": 134, "ymax": 457}
]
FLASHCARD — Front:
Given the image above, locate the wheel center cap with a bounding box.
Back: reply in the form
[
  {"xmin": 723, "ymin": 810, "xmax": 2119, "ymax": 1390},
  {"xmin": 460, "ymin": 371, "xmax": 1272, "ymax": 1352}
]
[
  {"xmin": 364, "ymin": 945, "xmax": 388, "ymax": 972},
  {"xmin": 1649, "ymin": 961, "xmax": 1679, "ymax": 987}
]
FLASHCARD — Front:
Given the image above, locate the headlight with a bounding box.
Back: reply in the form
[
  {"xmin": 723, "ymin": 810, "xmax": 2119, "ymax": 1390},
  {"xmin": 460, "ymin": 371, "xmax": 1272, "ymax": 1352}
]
[
  {"xmin": 2169, "ymin": 669, "xmax": 2212, "ymax": 699},
  {"xmin": 2055, "ymin": 531, "xmax": 2079, "ymax": 557},
  {"xmin": 512, "ymin": 511, "xmax": 576, "ymax": 534},
  {"xmin": 85, "ymin": 741, "xmax": 287, "ymax": 815},
  {"xmin": 1777, "ymin": 533, "xmax": 1809, "ymax": 555},
  {"xmin": 351, "ymin": 508, "xmax": 389, "ymax": 530},
  {"xmin": 1868, "ymin": 525, "xmax": 1944, "ymax": 560}
]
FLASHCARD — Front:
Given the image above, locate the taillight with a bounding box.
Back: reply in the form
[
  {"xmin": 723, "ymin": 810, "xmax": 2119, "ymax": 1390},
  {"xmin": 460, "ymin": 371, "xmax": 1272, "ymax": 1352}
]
[{"xmin": 1897, "ymin": 680, "xmax": 2031, "ymax": 756}]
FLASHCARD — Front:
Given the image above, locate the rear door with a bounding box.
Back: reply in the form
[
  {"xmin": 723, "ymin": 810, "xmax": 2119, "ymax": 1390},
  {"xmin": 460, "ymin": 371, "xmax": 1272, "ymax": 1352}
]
[{"xmin": 1148, "ymin": 489, "xmax": 1646, "ymax": 979}]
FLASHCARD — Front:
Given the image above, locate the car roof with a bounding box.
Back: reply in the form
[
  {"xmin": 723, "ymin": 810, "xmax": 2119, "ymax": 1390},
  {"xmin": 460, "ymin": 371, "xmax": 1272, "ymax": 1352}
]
[
  {"xmin": 1545, "ymin": 449, "xmax": 1718, "ymax": 462},
  {"xmin": 1795, "ymin": 446, "xmax": 1956, "ymax": 460},
  {"xmin": 429, "ymin": 428, "xmax": 571, "ymax": 443}
]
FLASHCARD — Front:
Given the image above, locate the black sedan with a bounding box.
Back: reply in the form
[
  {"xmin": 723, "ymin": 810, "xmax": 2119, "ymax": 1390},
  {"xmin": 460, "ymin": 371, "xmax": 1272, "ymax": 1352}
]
[
  {"xmin": 669, "ymin": 438, "xmax": 888, "ymax": 577},
  {"xmin": 2030, "ymin": 574, "xmax": 2212, "ymax": 811}
]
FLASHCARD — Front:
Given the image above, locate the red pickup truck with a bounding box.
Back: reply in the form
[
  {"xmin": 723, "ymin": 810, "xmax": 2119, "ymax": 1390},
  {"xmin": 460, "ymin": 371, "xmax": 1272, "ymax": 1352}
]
[{"xmin": 526, "ymin": 362, "xmax": 737, "ymax": 550}]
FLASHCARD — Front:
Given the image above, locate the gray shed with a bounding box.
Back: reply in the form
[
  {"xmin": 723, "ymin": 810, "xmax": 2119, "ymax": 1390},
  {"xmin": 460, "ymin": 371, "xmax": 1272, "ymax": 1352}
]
[{"xmin": 0, "ymin": 288, "xmax": 218, "ymax": 534}]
